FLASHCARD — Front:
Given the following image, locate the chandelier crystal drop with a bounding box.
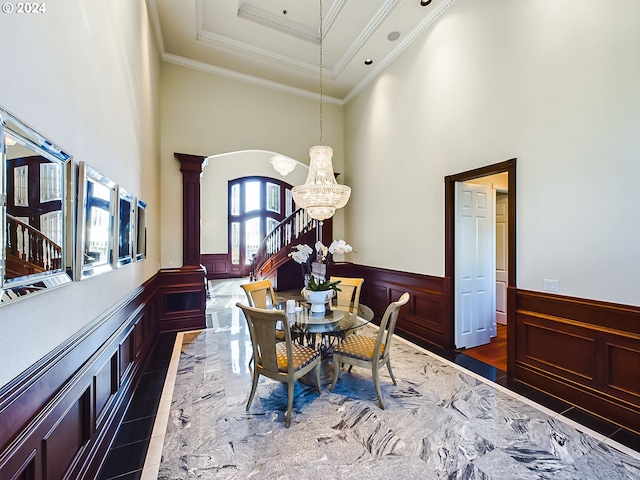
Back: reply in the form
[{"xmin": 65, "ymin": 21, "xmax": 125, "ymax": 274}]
[
  {"xmin": 269, "ymin": 154, "xmax": 297, "ymax": 176},
  {"xmin": 292, "ymin": 0, "xmax": 350, "ymax": 221}
]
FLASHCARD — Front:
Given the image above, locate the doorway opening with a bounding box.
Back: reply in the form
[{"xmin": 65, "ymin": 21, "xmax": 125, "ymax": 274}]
[{"xmin": 444, "ymin": 159, "xmax": 516, "ymax": 375}]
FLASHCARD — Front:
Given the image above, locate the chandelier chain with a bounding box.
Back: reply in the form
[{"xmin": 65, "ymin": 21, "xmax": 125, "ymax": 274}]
[{"xmin": 319, "ymin": 0, "xmax": 323, "ymax": 145}]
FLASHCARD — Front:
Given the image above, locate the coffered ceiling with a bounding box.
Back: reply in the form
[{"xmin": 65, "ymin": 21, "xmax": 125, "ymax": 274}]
[{"xmin": 147, "ymin": 0, "xmax": 456, "ymax": 103}]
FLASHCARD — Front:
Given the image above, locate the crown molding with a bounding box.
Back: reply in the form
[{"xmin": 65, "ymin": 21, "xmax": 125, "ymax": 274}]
[
  {"xmin": 195, "ymin": 30, "xmax": 326, "ymax": 79},
  {"xmin": 162, "ymin": 53, "xmax": 343, "ymax": 106},
  {"xmin": 146, "ymin": 0, "xmax": 456, "ymax": 103}
]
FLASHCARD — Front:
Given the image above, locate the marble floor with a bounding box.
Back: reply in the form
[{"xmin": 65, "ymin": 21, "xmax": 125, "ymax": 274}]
[{"xmin": 139, "ymin": 279, "xmax": 639, "ymax": 479}]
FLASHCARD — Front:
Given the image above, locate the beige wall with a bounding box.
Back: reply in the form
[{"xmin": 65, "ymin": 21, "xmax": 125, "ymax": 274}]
[
  {"xmin": 344, "ymin": 0, "xmax": 640, "ymax": 306},
  {"xmin": 160, "ymin": 62, "xmax": 345, "ymax": 267},
  {"xmin": 0, "ymin": 0, "xmax": 161, "ymax": 387}
]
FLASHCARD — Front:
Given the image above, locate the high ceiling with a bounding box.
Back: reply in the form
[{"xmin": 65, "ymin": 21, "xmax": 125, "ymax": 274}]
[{"xmin": 147, "ymin": 0, "xmax": 456, "ymax": 103}]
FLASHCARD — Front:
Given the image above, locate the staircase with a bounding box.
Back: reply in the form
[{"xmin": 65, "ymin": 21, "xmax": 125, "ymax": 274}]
[
  {"xmin": 251, "ymin": 208, "xmax": 332, "ymax": 290},
  {"xmin": 6, "ymin": 215, "xmax": 62, "ymax": 279}
]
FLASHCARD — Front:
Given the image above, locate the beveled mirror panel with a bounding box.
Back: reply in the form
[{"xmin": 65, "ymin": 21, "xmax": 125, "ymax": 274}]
[
  {"xmin": 1, "ymin": 107, "xmax": 73, "ymax": 304},
  {"xmin": 135, "ymin": 198, "xmax": 147, "ymax": 261},
  {"xmin": 116, "ymin": 186, "xmax": 135, "ymax": 267},
  {"xmin": 76, "ymin": 162, "xmax": 116, "ymax": 279}
]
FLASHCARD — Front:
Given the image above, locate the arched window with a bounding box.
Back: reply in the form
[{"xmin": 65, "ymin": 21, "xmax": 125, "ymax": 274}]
[{"xmin": 229, "ymin": 176, "xmax": 293, "ymax": 277}]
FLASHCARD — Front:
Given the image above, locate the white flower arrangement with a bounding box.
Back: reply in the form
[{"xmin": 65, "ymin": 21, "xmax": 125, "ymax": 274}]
[{"xmin": 288, "ymin": 239, "xmax": 354, "ymax": 291}]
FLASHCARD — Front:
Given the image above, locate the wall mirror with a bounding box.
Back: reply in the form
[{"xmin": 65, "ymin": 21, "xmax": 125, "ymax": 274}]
[
  {"xmin": 116, "ymin": 186, "xmax": 135, "ymax": 267},
  {"xmin": 76, "ymin": 162, "xmax": 116, "ymax": 279},
  {"xmin": 135, "ymin": 198, "xmax": 147, "ymax": 261},
  {"xmin": 1, "ymin": 107, "xmax": 74, "ymax": 304}
]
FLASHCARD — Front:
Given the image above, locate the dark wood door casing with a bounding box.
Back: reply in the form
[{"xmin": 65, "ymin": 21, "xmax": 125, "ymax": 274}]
[{"xmin": 444, "ymin": 159, "xmax": 517, "ymax": 374}]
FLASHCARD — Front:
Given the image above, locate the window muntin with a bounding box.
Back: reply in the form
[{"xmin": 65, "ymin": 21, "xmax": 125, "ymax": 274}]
[
  {"xmin": 266, "ymin": 217, "xmax": 278, "ymax": 236},
  {"xmin": 40, "ymin": 210, "xmax": 62, "ymax": 245},
  {"xmin": 40, "ymin": 162, "xmax": 62, "ymax": 202},
  {"xmin": 285, "ymin": 188, "xmax": 293, "ymax": 217},
  {"xmin": 244, "ymin": 217, "xmax": 260, "ymax": 265},
  {"xmin": 231, "ymin": 222, "xmax": 240, "ymax": 265},
  {"xmin": 14, "ymin": 165, "xmax": 28, "ymax": 206},
  {"xmin": 230, "ymin": 184, "xmax": 240, "ymax": 216},
  {"xmin": 266, "ymin": 182, "xmax": 280, "ymax": 213}
]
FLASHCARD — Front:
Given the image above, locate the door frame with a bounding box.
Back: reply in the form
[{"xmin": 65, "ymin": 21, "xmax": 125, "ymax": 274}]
[{"xmin": 445, "ymin": 158, "xmax": 517, "ymax": 376}]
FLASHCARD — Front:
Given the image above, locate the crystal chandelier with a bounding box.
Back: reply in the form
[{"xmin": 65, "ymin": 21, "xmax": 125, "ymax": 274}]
[
  {"xmin": 292, "ymin": 0, "xmax": 350, "ymax": 221},
  {"xmin": 269, "ymin": 154, "xmax": 297, "ymax": 176}
]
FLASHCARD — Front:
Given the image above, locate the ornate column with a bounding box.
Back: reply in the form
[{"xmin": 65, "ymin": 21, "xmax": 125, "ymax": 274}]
[
  {"xmin": 154, "ymin": 153, "xmax": 208, "ymax": 332},
  {"xmin": 174, "ymin": 153, "xmax": 206, "ymax": 266}
]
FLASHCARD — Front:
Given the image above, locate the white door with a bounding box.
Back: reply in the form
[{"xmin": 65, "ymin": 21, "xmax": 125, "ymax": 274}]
[
  {"xmin": 455, "ymin": 181, "xmax": 495, "ymax": 349},
  {"xmin": 495, "ymin": 192, "xmax": 508, "ymax": 325}
]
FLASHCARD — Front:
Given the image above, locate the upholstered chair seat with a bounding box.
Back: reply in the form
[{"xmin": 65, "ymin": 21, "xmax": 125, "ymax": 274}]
[{"xmin": 330, "ymin": 292, "xmax": 410, "ymax": 409}]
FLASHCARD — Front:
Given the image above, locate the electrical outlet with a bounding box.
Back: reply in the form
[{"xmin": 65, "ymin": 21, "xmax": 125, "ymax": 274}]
[{"xmin": 543, "ymin": 279, "xmax": 558, "ymax": 292}]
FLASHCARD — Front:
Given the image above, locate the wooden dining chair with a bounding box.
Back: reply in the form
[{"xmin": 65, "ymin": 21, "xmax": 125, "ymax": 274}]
[
  {"xmin": 329, "ymin": 276, "xmax": 364, "ymax": 315},
  {"xmin": 241, "ymin": 279, "xmax": 285, "ymax": 340},
  {"xmin": 329, "ymin": 292, "xmax": 410, "ymax": 409},
  {"xmin": 236, "ymin": 303, "xmax": 321, "ymax": 427},
  {"xmin": 241, "ymin": 280, "xmax": 286, "ymax": 369},
  {"xmin": 327, "ymin": 276, "xmax": 364, "ymax": 343},
  {"xmin": 241, "ymin": 279, "xmax": 277, "ymax": 309}
]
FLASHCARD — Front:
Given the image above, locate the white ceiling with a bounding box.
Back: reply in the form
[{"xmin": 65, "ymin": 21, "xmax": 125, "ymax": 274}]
[{"xmin": 147, "ymin": 0, "xmax": 456, "ymax": 103}]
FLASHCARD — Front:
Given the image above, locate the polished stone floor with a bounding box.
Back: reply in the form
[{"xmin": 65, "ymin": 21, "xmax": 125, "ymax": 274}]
[{"xmin": 138, "ymin": 279, "xmax": 639, "ymax": 479}]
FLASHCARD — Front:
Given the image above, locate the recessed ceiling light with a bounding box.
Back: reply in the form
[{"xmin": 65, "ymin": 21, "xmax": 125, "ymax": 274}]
[
  {"xmin": 420, "ymin": 0, "xmax": 432, "ymax": 6},
  {"xmin": 364, "ymin": 59, "xmax": 373, "ymax": 65},
  {"xmin": 387, "ymin": 31, "xmax": 400, "ymax": 41}
]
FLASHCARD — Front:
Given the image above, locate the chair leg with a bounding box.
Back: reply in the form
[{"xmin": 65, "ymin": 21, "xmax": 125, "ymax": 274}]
[
  {"xmin": 315, "ymin": 361, "xmax": 321, "ymax": 393},
  {"xmin": 386, "ymin": 359, "xmax": 397, "ymax": 385},
  {"xmin": 285, "ymin": 380, "xmax": 295, "ymax": 428},
  {"xmin": 372, "ymin": 364, "xmax": 385, "ymax": 409},
  {"xmin": 329, "ymin": 357, "xmax": 341, "ymax": 391},
  {"xmin": 246, "ymin": 371, "xmax": 259, "ymax": 410}
]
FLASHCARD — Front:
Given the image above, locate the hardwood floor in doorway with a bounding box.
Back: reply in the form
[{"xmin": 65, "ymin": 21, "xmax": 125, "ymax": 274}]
[{"xmin": 463, "ymin": 324, "xmax": 507, "ymax": 372}]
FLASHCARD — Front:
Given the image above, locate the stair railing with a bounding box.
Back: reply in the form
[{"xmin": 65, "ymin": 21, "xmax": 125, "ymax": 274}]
[
  {"xmin": 6, "ymin": 215, "xmax": 62, "ymax": 273},
  {"xmin": 251, "ymin": 208, "xmax": 316, "ymax": 279}
]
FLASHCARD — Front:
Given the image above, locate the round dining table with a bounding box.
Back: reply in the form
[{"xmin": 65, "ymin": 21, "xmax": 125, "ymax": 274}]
[{"xmin": 276, "ymin": 300, "xmax": 375, "ymax": 384}]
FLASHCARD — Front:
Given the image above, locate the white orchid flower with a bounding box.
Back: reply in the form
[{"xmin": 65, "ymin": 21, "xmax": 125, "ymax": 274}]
[
  {"xmin": 329, "ymin": 239, "xmax": 353, "ymax": 256},
  {"xmin": 288, "ymin": 244, "xmax": 313, "ymax": 264},
  {"xmin": 315, "ymin": 241, "xmax": 328, "ymax": 262}
]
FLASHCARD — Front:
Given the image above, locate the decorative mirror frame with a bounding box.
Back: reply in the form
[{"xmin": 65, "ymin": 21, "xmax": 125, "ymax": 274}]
[
  {"xmin": 135, "ymin": 198, "xmax": 147, "ymax": 261},
  {"xmin": 75, "ymin": 162, "xmax": 116, "ymax": 280},
  {"xmin": 115, "ymin": 186, "xmax": 135, "ymax": 267},
  {"xmin": 0, "ymin": 107, "xmax": 74, "ymax": 304}
]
